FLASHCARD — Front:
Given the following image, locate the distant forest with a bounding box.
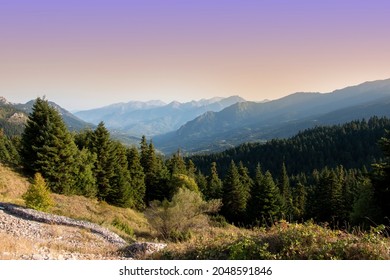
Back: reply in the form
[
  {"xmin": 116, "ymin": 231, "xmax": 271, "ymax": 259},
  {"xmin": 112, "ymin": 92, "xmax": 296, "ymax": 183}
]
[
  {"xmin": 1, "ymin": 98, "xmax": 390, "ymax": 230},
  {"xmin": 190, "ymin": 117, "xmax": 390, "ymax": 177}
]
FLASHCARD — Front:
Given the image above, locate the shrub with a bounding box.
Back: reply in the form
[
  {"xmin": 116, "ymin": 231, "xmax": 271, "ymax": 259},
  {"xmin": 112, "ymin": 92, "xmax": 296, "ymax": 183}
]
[
  {"xmin": 111, "ymin": 217, "xmax": 134, "ymax": 237},
  {"xmin": 22, "ymin": 173, "xmax": 54, "ymax": 212},
  {"xmin": 145, "ymin": 188, "xmax": 221, "ymax": 241}
]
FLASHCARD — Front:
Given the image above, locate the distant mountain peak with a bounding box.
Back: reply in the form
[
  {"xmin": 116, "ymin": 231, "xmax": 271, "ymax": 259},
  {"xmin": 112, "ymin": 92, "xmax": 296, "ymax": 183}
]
[{"xmin": 0, "ymin": 96, "xmax": 12, "ymax": 105}]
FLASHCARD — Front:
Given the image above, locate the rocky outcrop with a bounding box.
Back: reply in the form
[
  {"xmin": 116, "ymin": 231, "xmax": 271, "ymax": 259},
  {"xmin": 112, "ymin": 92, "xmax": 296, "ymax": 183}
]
[
  {"xmin": 7, "ymin": 112, "xmax": 28, "ymax": 124},
  {"xmin": 121, "ymin": 242, "xmax": 167, "ymax": 258}
]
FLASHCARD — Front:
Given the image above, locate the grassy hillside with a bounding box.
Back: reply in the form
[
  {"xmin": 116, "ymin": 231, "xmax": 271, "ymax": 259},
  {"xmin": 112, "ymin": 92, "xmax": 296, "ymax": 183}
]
[
  {"xmin": 1, "ymin": 163, "xmax": 390, "ymax": 260},
  {"xmin": 0, "ymin": 163, "xmax": 150, "ymax": 242}
]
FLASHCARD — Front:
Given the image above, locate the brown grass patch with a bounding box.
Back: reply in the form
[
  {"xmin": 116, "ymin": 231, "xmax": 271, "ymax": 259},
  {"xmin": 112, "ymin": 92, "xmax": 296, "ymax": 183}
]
[{"xmin": 0, "ymin": 163, "xmax": 29, "ymax": 204}]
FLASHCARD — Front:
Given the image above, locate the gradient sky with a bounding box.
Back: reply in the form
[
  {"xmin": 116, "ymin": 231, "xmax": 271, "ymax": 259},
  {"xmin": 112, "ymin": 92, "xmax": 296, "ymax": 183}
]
[{"xmin": 1, "ymin": 0, "xmax": 390, "ymax": 111}]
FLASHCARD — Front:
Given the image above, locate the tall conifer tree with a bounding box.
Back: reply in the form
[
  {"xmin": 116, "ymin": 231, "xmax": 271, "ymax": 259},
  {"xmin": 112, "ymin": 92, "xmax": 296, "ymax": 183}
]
[
  {"xmin": 89, "ymin": 122, "xmax": 115, "ymax": 200},
  {"xmin": 127, "ymin": 146, "xmax": 146, "ymax": 210},
  {"xmin": 279, "ymin": 163, "xmax": 294, "ymax": 220},
  {"xmin": 257, "ymin": 170, "xmax": 282, "ymax": 225},
  {"xmin": 205, "ymin": 162, "xmax": 223, "ymax": 200},
  {"xmin": 247, "ymin": 164, "xmax": 265, "ymax": 224},
  {"xmin": 21, "ymin": 97, "xmax": 79, "ymax": 194},
  {"xmin": 108, "ymin": 141, "xmax": 132, "ymax": 207},
  {"xmin": 222, "ymin": 160, "xmax": 247, "ymax": 224}
]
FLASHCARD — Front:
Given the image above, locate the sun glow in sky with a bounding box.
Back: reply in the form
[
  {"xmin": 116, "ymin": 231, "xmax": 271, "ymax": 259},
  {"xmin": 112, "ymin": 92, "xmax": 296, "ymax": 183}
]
[{"xmin": 1, "ymin": 0, "xmax": 390, "ymax": 110}]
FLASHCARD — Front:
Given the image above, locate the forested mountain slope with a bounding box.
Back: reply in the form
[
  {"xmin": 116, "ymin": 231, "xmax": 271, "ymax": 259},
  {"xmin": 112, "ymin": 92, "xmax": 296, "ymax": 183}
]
[
  {"xmin": 190, "ymin": 117, "xmax": 390, "ymax": 177},
  {"xmin": 155, "ymin": 79, "xmax": 390, "ymax": 153}
]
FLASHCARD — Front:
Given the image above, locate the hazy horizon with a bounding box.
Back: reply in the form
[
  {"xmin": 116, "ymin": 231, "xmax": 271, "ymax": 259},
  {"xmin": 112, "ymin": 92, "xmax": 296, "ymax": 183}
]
[{"xmin": 1, "ymin": 0, "xmax": 390, "ymax": 111}]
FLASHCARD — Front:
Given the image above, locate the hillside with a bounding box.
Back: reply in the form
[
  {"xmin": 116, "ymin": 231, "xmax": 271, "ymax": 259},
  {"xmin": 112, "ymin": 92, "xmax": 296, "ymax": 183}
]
[
  {"xmin": 0, "ymin": 163, "xmax": 152, "ymax": 259},
  {"xmin": 2, "ymin": 162, "xmax": 390, "ymax": 260},
  {"xmin": 154, "ymin": 79, "xmax": 390, "ymax": 153},
  {"xmin": 0, "ymin": 98, "xmax": 28, "ymax": 136},
  {"xmin": 1, "ymin": 97, "xmax": 94, "ymax": 136},
  {"xmin": 15, "ymin": 99, "xmax": 94, "ymax": 132},
  {"xmin": 189, "ymin": 117, "xmax": 390, "ymax": 177}
]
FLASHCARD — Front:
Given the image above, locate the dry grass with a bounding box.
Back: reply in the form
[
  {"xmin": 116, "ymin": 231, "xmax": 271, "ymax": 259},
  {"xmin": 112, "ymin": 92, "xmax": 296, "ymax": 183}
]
[
  {"xmin": 2, "ymin": 163, "xmax": 390, "ymax": 260},
  {"xmin": 0, "ymin": 163, "xmax": 29, "ymax": 204},
  {"xmin": 0, "ymin": 163, "xmax": 151, "ymax": 243},
  {"xmin": 51, "ymin": 194, "xmax": 151, "ymax": 241},
  {"xmin": 154, "ymin": 221, "xmax": 390, "ymax": 260},
  {"xmin": 0, "ymin": 232, "xmax": 35, "ymax": 260}
]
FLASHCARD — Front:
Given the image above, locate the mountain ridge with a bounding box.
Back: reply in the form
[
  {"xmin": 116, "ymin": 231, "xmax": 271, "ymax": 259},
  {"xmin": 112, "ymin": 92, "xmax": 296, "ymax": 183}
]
[
  {"xmin": 0, "ymin": 97, "xmax": 94, "ymax": 136},
  {"xmin": 154, "ymin": 78, "xmax": 390, "ymax": 153},
  {"xmin": 75, "ymin": 95, "xmax": 246, "ymax": 136}
]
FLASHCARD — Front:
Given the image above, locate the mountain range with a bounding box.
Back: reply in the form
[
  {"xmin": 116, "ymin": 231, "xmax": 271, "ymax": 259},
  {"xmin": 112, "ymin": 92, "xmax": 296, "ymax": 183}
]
[
  {"xmin": 74, "ymin": 96, "xmax": 246, "ymax": 137},
  {"xmin": 2, "ymin": 78, "xmax": 390, "ymax": 155},
  {"xmin": 154, "ymin": 78, "xmax": 390, "ymax": 153}
]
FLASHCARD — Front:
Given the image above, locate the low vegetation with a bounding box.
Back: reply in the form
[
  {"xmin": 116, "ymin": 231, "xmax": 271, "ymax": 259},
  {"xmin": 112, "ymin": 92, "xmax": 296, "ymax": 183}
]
[
  {"xmin": 1, "ymin": 161, "xmax": 390, "ymax": 260},
  {"xmin": 153, "ymin": 222, "xmax": 390, "ymax": 260},
  {"xmin": 22, "ymin": 173, "xmax": 53, "ymax": 212}
]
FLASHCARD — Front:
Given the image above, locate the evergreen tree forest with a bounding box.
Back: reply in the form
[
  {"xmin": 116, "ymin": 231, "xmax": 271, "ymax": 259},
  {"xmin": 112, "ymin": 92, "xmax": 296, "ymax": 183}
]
[{"xmin": 1, "ymin": 97, "xmax": 390, "ymax": 230}]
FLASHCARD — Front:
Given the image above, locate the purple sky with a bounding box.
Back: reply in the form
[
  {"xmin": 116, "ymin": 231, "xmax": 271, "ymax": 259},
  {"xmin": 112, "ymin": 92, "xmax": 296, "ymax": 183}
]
[{"xmin": 1, "ymin": 0, "xmax": 390, "ymax": 110}]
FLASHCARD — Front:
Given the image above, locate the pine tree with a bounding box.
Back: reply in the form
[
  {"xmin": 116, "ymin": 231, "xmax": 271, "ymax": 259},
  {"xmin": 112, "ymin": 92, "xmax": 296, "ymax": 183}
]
[
  {"xmin": 372, "ymin": 130, "xmax": 390, "ymax": 222},
  {"xmin": 310, "ymin": 167, "xmax": 344, "ymax": 223},
  {"xmin": 247, "ymin": 164, "xmax": 265, "ymax": 225},
  {"xmin": 20, "ymin": 97, "xmax": 79, "ymax": 194},
  {"xmin": 0, "ymin": 129, "xmax": 19, "ymax": 165},
  {"xmin": 108, "ymin": 141, "xmax": 132, "ymax": 207},
  {"xmin": 89, "ymin": 122, "xmax": 116, "ymax": 200},
  {"xmin": 292, "ymin": 181, "xmax": 307, "ymax": 221},
  {"xmin": 186, "ymin": 160, "xmax": 197, "ymax": 179},
  {"xmin": 205, "ymin": 162, "xmax": 223, "ymax": 200},
  {"xmin": 256, "ymin": 170, "xmax": 282, "ymax": 226},
  {"xmin": 140, "ymin": 135, "xmax": 149, "ymax": 170},
  {"xmin": 350, "ymin": 178, "xmax": 381, "ymax": 227},
  {"xmin": 127, "ymin": 146, "xmax": 146, "ymax": 210},
  {"xmin": 237, "ymin": 161, "xmax": 252, "ymax": 205},
  {"xmin": 195, "ymin": 170, "xmax": 208, "ymax": 198},
  {"xmin": 167, "ymin": 150, "xmax": 187, "ymax": 175},
  {"xmin": 278, "ymin": 163, "xmax": 294, "ymax": 220},
  {"xmin": 222, "ymin": 160, "xmax": 247, "ymax": 224},
  {"xmin": 74, "ymin": 148, "xmax": 97, "ymax": 197},
  {"xmin": 141, "ymin": 139, "xmax": 170, "ymax": 202},
  {"xmin": 23, "ymin": 173, "xmax": 54, "ymax": 212}
]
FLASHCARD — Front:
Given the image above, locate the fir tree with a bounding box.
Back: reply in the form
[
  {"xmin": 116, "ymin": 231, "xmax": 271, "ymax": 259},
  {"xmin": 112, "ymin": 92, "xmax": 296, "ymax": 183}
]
[
  {"xmin": 195, "ymin": 170, "xmax": 208, "ymax": 198},
  {"xmin": 372, "ymin": 130, "xmax": 390, "ymax": 222},
  {"xmin": 20, "ymin": 97, "xmax": 79, "ymax": 194},
  {"xmin": 237, "ymin": 161, "xmax": 252, "ymax": 206},
  {"xmin": 108, "ymin": 141, "xmax": 132, "ymax": 207},
  {"xmin": 74, "ymin": 148, "xmax": 97, "ymax": 198},
  {"xmin": 278, "ymin": 163, "xmax": 294, "ymax": 220},
  {"xmin": 167, "ymin": 150, "xmax": 187, "ymax": 175},
  {"xmin": 23, "ymin": 173, "xmax": 54, "ymax": 212},
  {"xmin": 127, "ymin": 146, "xmax": 146, "ymax": 210},
  {"xmin": 222, "ymin": 160, "xmax": 247, "ymax": 224},
  {"xmin": 256, "ymin": 170, "xmax": 282, "ymax": 226},
  {"xmin": 0, "ymin": 129, "xmax": 19, "ymax": 165},
  {"xmin": 141, "ymin": 139, "xmax": 170, "ymax": 202},
  {"xmin": 247, "ymin": 164, "xmax": 265, "ymax": 225},
  {"xmin": 186, "ymin": 160, "xmax": 197, "ymax": 179},
  {"xmin": 88, "ymin": 122, "xmax": 116, "ymax": 200},
  {"xmin": 205, "ymin": 162, "xmax": 223, "ymax": 200}
]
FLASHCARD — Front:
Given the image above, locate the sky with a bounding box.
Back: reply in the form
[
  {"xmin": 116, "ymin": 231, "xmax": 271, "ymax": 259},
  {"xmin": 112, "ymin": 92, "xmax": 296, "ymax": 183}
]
[{"xmin": 1, "ymin": 0, "xmax": 390, "ymax": 111}]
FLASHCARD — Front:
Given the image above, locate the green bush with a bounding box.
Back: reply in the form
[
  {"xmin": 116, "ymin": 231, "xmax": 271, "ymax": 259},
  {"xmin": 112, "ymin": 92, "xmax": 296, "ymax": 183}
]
[
  {"xmin": 111, "ymin": 217, "xmax": 134, "ymax": 237},
  {"xmin": 145, "ymin": 188, "xmax": 221, "ymax": 241},
  {"xmin": 23, "ymin": 173, "xmax": 54, "ymax": 212}
]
